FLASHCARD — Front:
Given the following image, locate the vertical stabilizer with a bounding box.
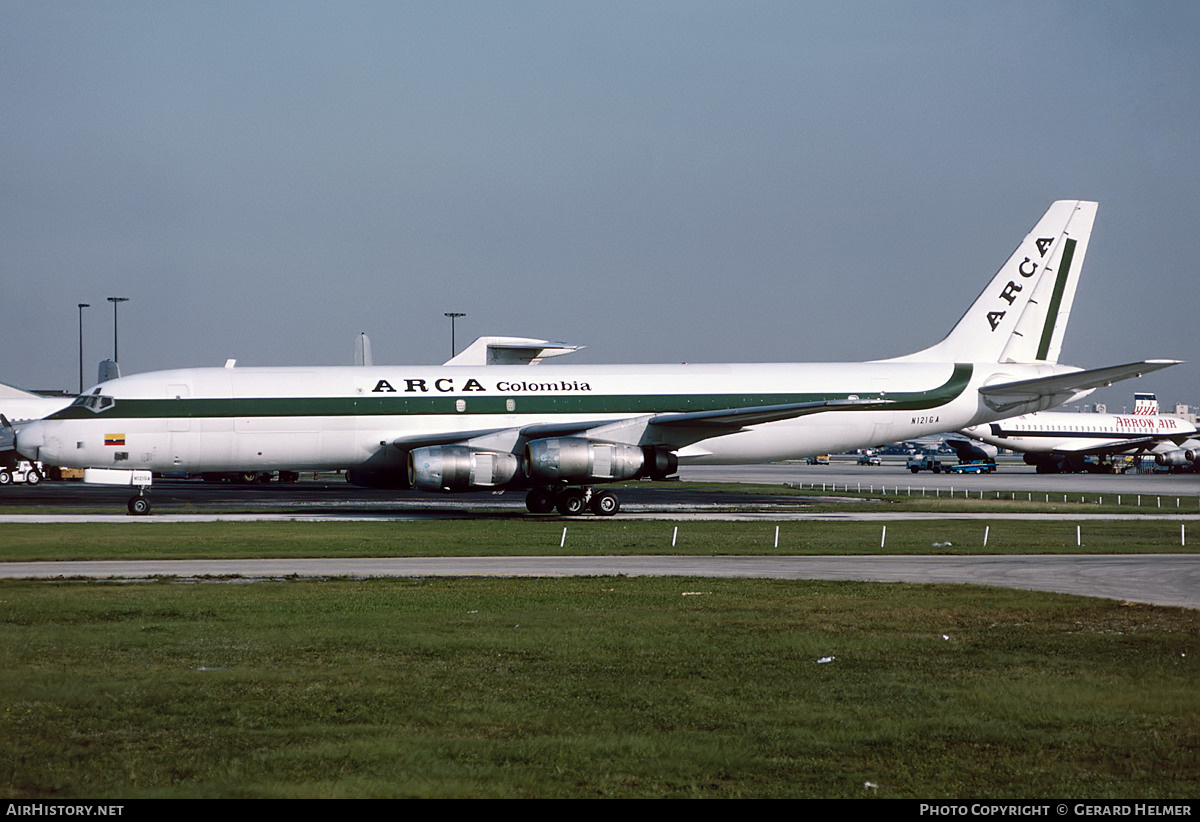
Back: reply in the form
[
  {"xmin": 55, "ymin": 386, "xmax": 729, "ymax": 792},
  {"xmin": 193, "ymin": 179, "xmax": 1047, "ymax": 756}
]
[
  {"xmin": 97, "ymin": 360, "xmax": 121, "ymax": 383},
  {"xmin": 1134, "ymin": 393, "xmax": 1159, "ymax": 415},
  {"xmin": 889, "ymin": 200, "xmax": 1097, "ymax": 364}
]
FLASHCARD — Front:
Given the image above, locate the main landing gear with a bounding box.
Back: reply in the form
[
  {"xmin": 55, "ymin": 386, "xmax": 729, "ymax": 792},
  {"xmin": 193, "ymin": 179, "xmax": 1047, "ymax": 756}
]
[{"xmin": 525, "ymin": 487, "xmax": 620, "ymax": 516}]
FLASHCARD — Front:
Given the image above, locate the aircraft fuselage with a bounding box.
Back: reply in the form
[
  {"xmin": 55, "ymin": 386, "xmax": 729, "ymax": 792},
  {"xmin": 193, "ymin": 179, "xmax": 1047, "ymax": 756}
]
[{"xmin": 20, "ymin": 359, "xmax": 1071, "ymax": 477}]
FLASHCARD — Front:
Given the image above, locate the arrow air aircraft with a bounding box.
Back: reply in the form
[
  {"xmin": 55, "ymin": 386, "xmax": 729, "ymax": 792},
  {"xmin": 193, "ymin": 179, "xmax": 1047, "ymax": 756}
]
[
  {"xmin": 958, "ymin": 393, "xmax": 1200, "ymax": 473},
  {"xmin": 11, "ymin": 200, "xmax": 1180, "ymax": 514}
]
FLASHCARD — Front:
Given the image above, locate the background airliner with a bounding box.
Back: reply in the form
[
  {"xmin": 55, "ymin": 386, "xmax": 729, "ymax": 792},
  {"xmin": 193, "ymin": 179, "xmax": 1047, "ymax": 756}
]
[
  {"xmin": 0, "ymin": 383, "xmax": 74, "ymax": 477},
  {"xmin": 957, "ymin": 393, "xmax": 1199, "ymax": 473},
  {"xmin": 9, "ymin": 201, "xmax": 1179, "ymax": 514}
]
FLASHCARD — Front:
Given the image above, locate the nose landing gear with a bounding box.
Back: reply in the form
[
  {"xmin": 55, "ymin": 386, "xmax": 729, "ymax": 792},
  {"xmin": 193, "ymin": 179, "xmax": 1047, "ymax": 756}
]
[{"xmin": 127, "ymin": 491, "xmax": 151, "ymax": 516}]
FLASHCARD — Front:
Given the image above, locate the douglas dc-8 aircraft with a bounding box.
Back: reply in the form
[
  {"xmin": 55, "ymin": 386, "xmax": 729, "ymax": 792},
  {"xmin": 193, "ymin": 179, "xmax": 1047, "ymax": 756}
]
[
  {"xmin": 957, "ymin": 393, "xmax": 1200, "ymax": 473},
  {"xmin": 10, "ymin": 201, "xmax": 1180, "ymax": 514}
]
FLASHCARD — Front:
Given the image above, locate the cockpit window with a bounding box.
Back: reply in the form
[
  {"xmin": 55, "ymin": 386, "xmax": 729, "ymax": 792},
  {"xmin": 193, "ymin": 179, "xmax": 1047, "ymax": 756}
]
[{"xmin": 73, "ymin": 394, "xmax": 115, "ymax": 413}]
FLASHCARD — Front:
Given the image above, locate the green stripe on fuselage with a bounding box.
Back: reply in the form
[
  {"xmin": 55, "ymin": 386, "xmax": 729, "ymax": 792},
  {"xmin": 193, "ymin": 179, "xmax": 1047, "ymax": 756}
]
[{"xmin": 49, "ymin": 364, "xmax": 974, "ymax": 421}]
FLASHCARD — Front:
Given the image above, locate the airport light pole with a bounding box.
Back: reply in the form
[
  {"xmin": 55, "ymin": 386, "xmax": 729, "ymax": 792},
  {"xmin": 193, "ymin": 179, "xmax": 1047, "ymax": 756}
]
[
  {"xmin": 444, "ymin": 312, "xmax": 466, "ymax": 358},
  {"xmin": 77, "ymin": 303, "xmax": 90, "ymax": 393},
  {"xmin": 107, "ymin": 297, "xmax": 129, "ymax": 363}
]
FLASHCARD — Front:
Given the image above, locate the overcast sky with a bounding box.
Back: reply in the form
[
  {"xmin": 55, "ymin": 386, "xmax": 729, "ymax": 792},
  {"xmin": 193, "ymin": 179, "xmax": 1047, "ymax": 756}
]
[{"xmin": 3, "ymin": 1, "xmax": 1197, "ymax": 413}]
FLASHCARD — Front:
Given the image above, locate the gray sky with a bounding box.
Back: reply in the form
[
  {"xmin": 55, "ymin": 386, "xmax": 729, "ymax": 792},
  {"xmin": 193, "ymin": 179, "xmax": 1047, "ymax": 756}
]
[{"xmin": 3, "ymin": 1, "xmax": 1197, "ymax": 413}]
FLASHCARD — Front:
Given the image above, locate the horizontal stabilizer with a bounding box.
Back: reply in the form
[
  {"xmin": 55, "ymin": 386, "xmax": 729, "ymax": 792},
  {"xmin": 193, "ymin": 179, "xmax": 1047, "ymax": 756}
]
[
  {"xmin": 444, "ymin": 337, "xmax": 585, "ymax": 366},
  {"xmin": 980, "ymin": 360, "xmax": 1181, "ymax": 413}
]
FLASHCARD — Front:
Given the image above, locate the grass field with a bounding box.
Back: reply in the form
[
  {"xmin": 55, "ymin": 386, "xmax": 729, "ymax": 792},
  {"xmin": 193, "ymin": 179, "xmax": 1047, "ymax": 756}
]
[
  {"xmin": 2, "ymin": 576, "xmax": 1196, "ymax": 798},
  {"xmin": 2, "ymin": 496, "xmax": 1198, "ymax": 798},
  {"xmin": 1, "ymin": 518, "xmax": 1198, "ymax": 562}
]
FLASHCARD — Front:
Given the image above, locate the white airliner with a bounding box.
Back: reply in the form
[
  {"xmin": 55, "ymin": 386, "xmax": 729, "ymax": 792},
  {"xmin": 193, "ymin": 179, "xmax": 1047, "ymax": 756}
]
[
  {"xmin": 0, "ymin": 383, "xmax": 74, "ymax": 427},
  {"xmin": 957, "ymin": 393, "xmax": 1200, "ymax": 473},
  {"xmin": 0, "ymin": 383, "xmax": 74, "ymax": 476},
  {"xmin": 10, "ymin": 201, "xmax": 1180, "ymax": 514}
]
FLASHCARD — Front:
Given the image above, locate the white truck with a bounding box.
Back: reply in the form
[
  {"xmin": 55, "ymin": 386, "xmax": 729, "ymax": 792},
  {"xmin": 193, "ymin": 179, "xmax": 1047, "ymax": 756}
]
[
  {"xmin": 906, "ymin": 454, "xmax": 944, "ymax": 473},
  {"xmin": 0, "ymin": 460, "xmax": 44, "ymax": 485}
]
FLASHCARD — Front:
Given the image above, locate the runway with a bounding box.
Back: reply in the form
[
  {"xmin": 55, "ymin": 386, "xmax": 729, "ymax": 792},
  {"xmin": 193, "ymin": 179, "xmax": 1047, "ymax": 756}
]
[
  {"xmin": 3, "ymin": 463, "xmax": 1198, "ymax": 609},
  {"xmin": 1, "ymin": 554, "xmax": 1197, "ymax": 609},
  {"xmin": 680, "ymin": 461, "xmax": 1200, "ymax": 496},
  {"xmin": 2, "ymin": 461, "xmax": 1199, "ymax": 522}
]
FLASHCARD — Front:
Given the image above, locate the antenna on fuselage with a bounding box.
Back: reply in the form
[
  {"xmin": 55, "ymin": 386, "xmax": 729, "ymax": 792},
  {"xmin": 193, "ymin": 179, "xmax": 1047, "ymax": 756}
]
[{"xmin": 355, "ymin": 333, "xmax": 373, "ymax": 367}]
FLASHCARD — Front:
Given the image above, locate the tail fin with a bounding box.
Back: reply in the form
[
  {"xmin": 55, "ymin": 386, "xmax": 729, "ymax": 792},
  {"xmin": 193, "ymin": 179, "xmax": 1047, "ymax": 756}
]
[
  {"xmin": 1134, "ymin": 392, "xmax": 1159, "ymax": 415},
  {"xmin": 97, "ymin": 359, "xmax": 121, "ymax": 383},
  {"xmin": 890, "ymin": 200, "xmax": 1097, "ymax": 364}
]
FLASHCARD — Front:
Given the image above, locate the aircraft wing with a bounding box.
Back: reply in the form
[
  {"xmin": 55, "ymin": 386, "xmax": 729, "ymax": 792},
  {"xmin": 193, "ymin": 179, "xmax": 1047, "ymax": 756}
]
[
  {"xmin": 1047, "ymin": 436, "xmax": 1161, "ymax": 456},
  {"xmin": 944, "ymin": 436, "xmax": 997, "ymax": 462},
  {"xmin": 648, "ymin": 398, "xmax": 893, "ymax": 429},
  {"xmin": 1049, "ymin": 434, "xmax": 1200, "ymax": 457},
  {"xmin": 390, "ymin": 398, "xmax": 894, "ymax": 453},
  {"xmin": 980, "ymin": 360, "xmax": 1181, "ymax": 413}
]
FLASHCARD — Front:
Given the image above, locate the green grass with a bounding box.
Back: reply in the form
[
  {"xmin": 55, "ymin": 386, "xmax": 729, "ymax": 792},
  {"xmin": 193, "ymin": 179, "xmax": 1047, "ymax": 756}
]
[
  {"xmin": 2, "ymin": 577, "xmax": 1196, "ymax": 798},
  {"xmin": 3, "ymin": 489, "xmax": 1197, "ymax": 797},
  {"xmin": 1, "ymin": 519, "xmax": 1196, "ymax": 562}
]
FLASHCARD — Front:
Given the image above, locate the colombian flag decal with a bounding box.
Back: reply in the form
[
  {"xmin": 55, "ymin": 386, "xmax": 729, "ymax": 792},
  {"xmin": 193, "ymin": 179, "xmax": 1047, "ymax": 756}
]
[{"xmin": 105, "ymin": 434, "xmax": 125, "ymax": 446}]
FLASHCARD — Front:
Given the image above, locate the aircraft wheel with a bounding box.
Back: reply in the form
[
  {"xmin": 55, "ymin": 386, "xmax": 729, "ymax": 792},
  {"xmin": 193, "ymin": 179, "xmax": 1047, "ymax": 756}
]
[
  {"xmin": 556, "ymin": 490, "xmax": 586, "ymax": 516},
  {"xmin": 25, "ymin": 471, "xmax": 41, "ymax": 486},
  {"xmin": 0, "ymin": 471, "xmax": 10, "ymax": 485},
  {"xmin": 127, "ymin": 496, "xmax": 151, "ymax": 516},
  {"xmin": 590, "ymin": 490, "xmax": 619, "ymax": 516},
  {"xmin": 525, "ymin": 488, "xmax": 556, "ymax": 515}
]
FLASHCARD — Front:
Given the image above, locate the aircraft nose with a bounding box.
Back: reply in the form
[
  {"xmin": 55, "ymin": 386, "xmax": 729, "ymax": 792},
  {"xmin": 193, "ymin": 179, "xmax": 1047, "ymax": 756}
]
[{"xmin": 14, "ymin": 421, "xmax": 45, "ymax": 460}]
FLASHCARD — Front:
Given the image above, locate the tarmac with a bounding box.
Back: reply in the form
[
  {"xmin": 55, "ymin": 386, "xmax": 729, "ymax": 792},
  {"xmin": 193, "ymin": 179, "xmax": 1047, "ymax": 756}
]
[{"xmin": 3, "ymin": 461, "xmax": 1198, "ymax": 609}]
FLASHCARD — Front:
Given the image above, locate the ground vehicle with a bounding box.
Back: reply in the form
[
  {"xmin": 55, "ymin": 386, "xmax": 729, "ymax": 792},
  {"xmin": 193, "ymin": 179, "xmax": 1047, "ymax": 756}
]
[
  {"xmin": 0, "ymin": 460, "xmax": 44, "ymax": 485},
  {"xmin": 806, "ymin": 455, "xmax": 831, "ymax": 465},
  {"xmin": 857, "ymin": 452, "xmax": 882, "ymax": 465},
  {"xmin": 943, "ymin": 460, "xmax": 997, "ymax": 474},
  {"xmin": 906, "ymin": 454, "xmax": 944, "ymax": 473}
]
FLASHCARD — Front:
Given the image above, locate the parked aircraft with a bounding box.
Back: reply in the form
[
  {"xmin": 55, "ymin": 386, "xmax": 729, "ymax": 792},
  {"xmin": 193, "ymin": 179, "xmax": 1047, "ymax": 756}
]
[
  {"xmin": 0, "ymin": 358, "xmax": 124, "ymax": 429},
  {"xmin": 0, "ymin": 384, "xmax": 74, "ymax": 427},
  {"xmin": 9, "ymin": 201, "xmax": 1180, "ymax": 514},
  {"xmin": 0, "ymin": 383, "xmax": 74, "ymax": 475},
  {"xmin": 957, "ymin": 393, "xmax": 1199, "ymax": 473},
  {"xmin": 0, "ymin": 359, "xmax": 127, "ymax": 474}
]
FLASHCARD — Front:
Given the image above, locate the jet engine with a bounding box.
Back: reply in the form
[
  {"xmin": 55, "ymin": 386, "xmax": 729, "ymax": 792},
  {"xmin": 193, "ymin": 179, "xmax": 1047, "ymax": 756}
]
[
  {"xmin": 525, "ymin": 437, "xmax": 649, "ymax": 484},
  {"xmin": 1155, "ymin": 448, "xmax": 1197, "ymax": 468},
  {"xmin": 643, "ymin": 446, "xmax": 678, "ymax": 481},
  {"xmin": 408, "ymin": 445, "xmax": 520, "ymax": 492}
]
